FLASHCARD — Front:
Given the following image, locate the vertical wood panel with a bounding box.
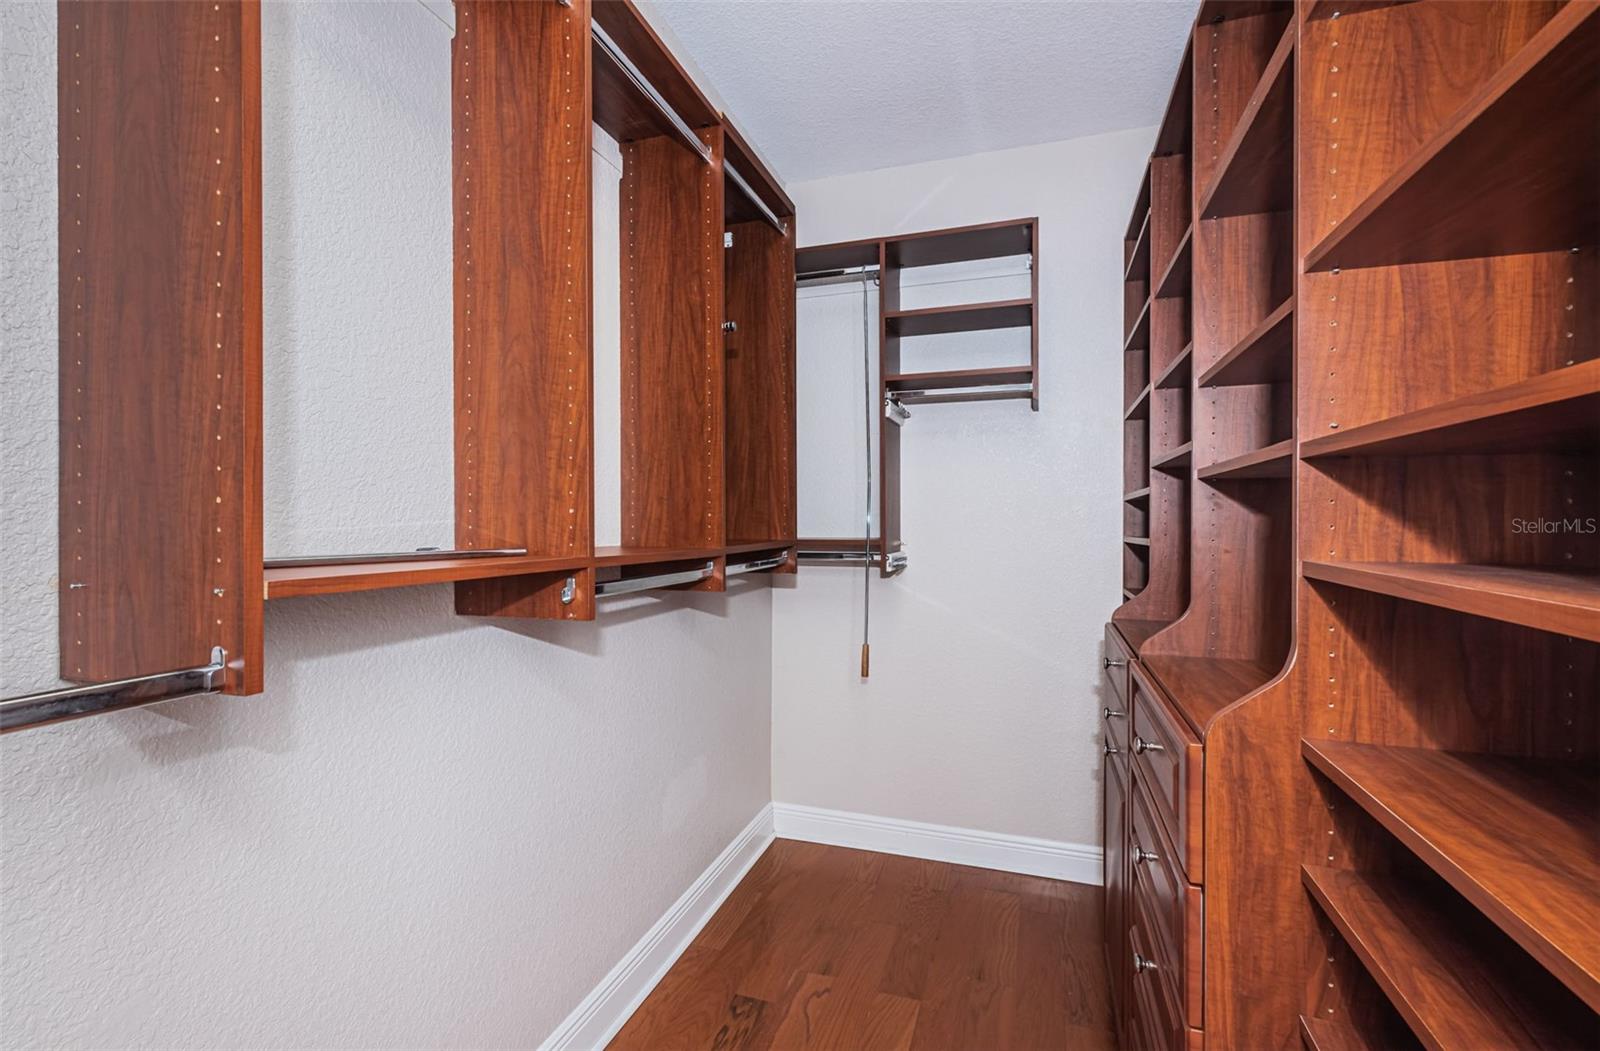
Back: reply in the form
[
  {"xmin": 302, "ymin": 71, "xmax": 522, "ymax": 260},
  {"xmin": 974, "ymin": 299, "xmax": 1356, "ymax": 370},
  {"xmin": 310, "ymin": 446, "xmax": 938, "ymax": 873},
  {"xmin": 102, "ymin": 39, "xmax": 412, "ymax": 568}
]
[
  {"xmin": 58, "ymin": 0, "xmax": 264, "ymax": 693},
  {"xmin": 452, "ymin": 0, "xmax": 594, "ymax": 620}
]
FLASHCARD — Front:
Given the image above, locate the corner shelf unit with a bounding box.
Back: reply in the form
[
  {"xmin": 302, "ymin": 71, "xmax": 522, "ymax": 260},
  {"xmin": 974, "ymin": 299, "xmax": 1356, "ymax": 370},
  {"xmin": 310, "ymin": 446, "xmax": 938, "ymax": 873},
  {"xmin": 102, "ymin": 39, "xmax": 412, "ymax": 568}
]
[
  {"xmin": 796, "ymin": 217, "xmax": 1039, "ymax": 575},
  {"xmin": 55, "ymin": 0, "xmax": 799, "ymax": 697},
  {"xmin": 1106, "ymin": 2, "xmax": 1597, "ymax": 1048}
]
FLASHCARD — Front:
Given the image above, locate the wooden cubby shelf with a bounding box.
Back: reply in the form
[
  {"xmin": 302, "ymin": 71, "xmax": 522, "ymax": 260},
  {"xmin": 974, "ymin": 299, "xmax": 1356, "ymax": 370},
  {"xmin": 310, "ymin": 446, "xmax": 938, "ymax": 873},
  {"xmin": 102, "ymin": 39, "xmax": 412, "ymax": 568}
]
[
  {"xmin": 885, "ymin": 366, "xmax": 1033, "ymax": 396},
  {"xmin": 1150, "ymin": 441, "xmax": 1193, "ymax": 473},
  {"xmin": 265, "ymin": 554, "xmax": 586, "ymax": 601},
  {"xmin": 1303, "ymin": 561, "xmax": 1600, "ymax": 642},
  {"xmin": 1143, "ymin": 653, "xmax": 1278, "ymax": 735},
  {"xmin": 1302, "ymin": 865, "xmax": 1594, "ymax": 1049},
  {"xmin": 1297, "ymin": 1015, "xmax": 1417, "ymax": 1051},
  {"xmin": 1198, "ymin": 22, "xmax": 1294, "ymax": 220},
  {"xmin": 1304, "ymin": 3, "xmax": 1599, "ymax": 271},
  {"xmin": 1301, "ymin": 360, "xmax": 1600, "ymax": 458},
  {"xmin": 1124, "ymin": 383, "xmax": 1152, "ymax": 421},
  {"xmin": 1115, "ymin": 618, "xmax": 1172, "ymax": 654},
  {"xmin": 883, "ymin": 298, "xmax": 1032, "ymax": 338},
  {"xmin": 1197, "ymin": 438, "xmax": 1294, "ymax": 481},
  {"xmin": 1198, "ymin": 296, "xmax": 1293, "ymax": 388},
  {"xmin": 1123, "ymin": 487, "xmax": 1152, "ymax": 503},
  {"xmin": 1123, "ymin": 536, "xmax": 1152, "ymax": 548},
  {"xmin": 1303, "ymin": 740, "xmax": 1600, "ymax": 1010},
  {"xmin": 1153, "ymin": 225, "xmax": 1192, "ymax": 300},
  {"xmin": 1125, "ymin": 209, "xmax": 1152, "ymax": 282},
  {"xmin": 1124, "ymin": 295, "xmax": 1153, "ymax": 352},
  {"xmin": 1154, "ymin": 342, "xmax": 1193, "ymax": 390}
]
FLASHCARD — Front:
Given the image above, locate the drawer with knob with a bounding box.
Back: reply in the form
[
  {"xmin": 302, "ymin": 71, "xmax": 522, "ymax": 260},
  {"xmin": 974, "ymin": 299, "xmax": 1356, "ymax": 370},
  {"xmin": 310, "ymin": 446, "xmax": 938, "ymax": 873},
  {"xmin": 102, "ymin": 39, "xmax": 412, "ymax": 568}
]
[
  {"xmin": 1102, "ymin": 622, "xmax": 1133, "ymax": 710},
  {"xmin": 1129, "ymin": 884, "xmax": 1203, "ymax": 1051},
  {"xmin": 1130, "ymin": 660, "xmax": 1203, "ymax": 880},
  {"xmin": 1132, "ymin": 763, "xmax": 1203, "ymax": 1028}
]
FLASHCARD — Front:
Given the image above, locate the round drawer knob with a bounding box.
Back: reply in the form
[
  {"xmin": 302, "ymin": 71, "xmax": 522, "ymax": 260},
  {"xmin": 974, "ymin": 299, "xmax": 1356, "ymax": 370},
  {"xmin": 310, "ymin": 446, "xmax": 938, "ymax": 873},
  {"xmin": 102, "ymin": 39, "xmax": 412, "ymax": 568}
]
[
  {"xmin": 1103, "ymin": 706, "xmax": 1126, "ymax": 720},
  {"xmin": 1133, "ymin": 735, "xmax": 1165, "ymax": 755},
  {"xmin": 1132, "ymin": 841, "xmax": 1159, "ymax": 864},
  {"xmin": 1103, "ymin": 656, "xmax": 1128, "ymax": 669},
  {"xmin": 1104, "ymin": 741, "xmax": 1120, "ymax": 756},
  {"xmin": 1134, "ymin": 953, "xmax": 1158, "ymax": 974}
]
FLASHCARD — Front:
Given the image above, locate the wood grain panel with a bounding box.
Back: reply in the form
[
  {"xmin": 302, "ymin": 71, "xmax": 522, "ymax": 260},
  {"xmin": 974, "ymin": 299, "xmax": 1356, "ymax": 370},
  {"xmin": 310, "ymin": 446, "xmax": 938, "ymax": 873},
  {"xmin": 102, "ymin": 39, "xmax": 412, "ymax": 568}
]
[
  {"xmin": 621, "ymin": 127, "xmax": 725, "ymax": 549},
  {"xmin": 453, "ymin": 0, "xmax": 593, "ymax": 620},
  {"xmin": 59, "ymin": 0, "xmax": 264, "ymax": 693},
  {"xmin": 724, "ymin": 219, "xmax": 796, "ymax": 544}
]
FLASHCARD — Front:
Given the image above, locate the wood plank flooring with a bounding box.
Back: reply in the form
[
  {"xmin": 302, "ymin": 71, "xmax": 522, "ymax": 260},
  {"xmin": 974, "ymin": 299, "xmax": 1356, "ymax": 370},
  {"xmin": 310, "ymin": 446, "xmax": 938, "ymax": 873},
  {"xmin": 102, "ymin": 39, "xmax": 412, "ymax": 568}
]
[{"xmin": 608, "ymin": 839, "xmax": 1115, "ymax": 1051}]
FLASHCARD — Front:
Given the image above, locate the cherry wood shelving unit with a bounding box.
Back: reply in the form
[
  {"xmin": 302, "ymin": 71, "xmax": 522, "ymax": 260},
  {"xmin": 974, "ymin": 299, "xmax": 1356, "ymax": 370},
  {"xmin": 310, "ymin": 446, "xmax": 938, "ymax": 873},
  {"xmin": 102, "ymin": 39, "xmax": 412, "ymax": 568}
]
[
  {"xmin": 795, "ymin": 217, "xmax": 1039, "ymax": 575},
  {"xmin": 61, "ymin": 0, "xmax": 797, "ymax": 693},
  {"xmin": 1105, "ymin": 2, "xmax": 1599, "ymax": 1048}
]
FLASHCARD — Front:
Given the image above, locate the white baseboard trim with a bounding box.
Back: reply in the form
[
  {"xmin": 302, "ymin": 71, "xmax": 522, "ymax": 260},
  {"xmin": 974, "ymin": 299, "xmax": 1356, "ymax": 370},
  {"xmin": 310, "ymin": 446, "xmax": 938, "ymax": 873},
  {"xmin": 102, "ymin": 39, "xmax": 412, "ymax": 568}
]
[
  {"xmin": 539, "ymin": 804, "xmax": 776, "ymax": 1051},
  {"xmin": 771, "ymin": 802, "xmax": 1102, "ymax": 886}
]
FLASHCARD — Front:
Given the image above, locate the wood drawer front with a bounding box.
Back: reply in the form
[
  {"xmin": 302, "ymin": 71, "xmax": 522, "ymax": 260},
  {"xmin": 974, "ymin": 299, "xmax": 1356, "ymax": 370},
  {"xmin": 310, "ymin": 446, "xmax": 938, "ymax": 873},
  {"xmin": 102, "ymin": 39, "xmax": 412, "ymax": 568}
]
[
  {"xmin": 1103, "ymin": 622, "xmax": 1133, "ymax": 710},
  {"xmin": 1105, "ymin": 750, "xmax": 1130, "ymax": 1029},
  {"xmin": 1129, "ymin": 887, "xmax": 1199, "ymax": 1051},
  {"xmin": 1130, "ymin": 661, "xmax": 1203, "ymax": 880},
  {"xmin": 1131, "ymin": 766, "xmax": 1203, "ymax": 1029}
]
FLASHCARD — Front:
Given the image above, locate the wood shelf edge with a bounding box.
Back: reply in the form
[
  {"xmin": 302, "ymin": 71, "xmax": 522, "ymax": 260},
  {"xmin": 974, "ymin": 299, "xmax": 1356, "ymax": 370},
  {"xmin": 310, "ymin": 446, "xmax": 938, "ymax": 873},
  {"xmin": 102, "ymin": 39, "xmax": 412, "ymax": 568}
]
[
  {"xmin": 1197, "ymin": 296, "xmax": 1294, "ymax": 388},
  {"xmin": 1197, "ymin": 438, "xmax": 1294, "ymax": 480}
]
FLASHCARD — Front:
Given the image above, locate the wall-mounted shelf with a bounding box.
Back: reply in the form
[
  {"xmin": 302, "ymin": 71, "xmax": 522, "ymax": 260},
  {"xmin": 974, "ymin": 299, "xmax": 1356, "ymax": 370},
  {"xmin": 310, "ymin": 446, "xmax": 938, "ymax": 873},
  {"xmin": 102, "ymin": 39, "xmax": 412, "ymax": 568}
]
[
  {"xmin": 1124, "ymin": 487, "xmax": 1152, "ymax": 503},
  {"xmin": 1125, "ymin": 210, "xmax": 1152, "ymax": 282},
  {"xmin": 1124, "ymin": 382, "xmax": 1152, "ymax": 421},
  {"xmin": 1143, "ymin": 653, "xmax": 1278, "ymax": 738},
  {"xmin": 1197, "ymin": 439, "xmax": 1293, "ymax": 481},
  {"xmin": 265, "ymin": 553, "xmax": 585, "ymax": 601},
  {"xmin": 1124, "ymin": 295, "xmax": 1153, "ymax": 352},
  {"xmin": 1155, "ymin": 343, "xmax": 1193, "ymax": 390},
  {"xmin": 885, "ymin": 366, "xmax": 1033, "ymax": 398},
  {"xmin": 883, "ymin": 298, "xmax": 1032, "ymax": 338},
  {"xmin": 1198, "ymin": 24, "xmax": 1294, "ymax": 219},
  {"xmin": 1151, "ymin": 441, "xmax": 1193, "ymax": 473},
  {"xmin": 1153, "ymin": 226, "xmax": 1193, "ymax": 300},
  {"xmin": 1197, "ymin": 297, "xmax": 1293, "ymax": 388}
]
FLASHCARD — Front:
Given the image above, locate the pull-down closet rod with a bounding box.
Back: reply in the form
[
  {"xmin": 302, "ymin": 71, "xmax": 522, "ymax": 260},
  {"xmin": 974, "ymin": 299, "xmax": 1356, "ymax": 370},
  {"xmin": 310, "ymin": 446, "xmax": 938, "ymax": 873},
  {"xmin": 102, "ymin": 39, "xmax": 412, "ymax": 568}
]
[
  {"xmin": 0, "ymin": 648, "xmax": 228, "ymax": 734},
  {"xmin": 591, "ymin": 19, "xmax": 712, "ymax": 166}
]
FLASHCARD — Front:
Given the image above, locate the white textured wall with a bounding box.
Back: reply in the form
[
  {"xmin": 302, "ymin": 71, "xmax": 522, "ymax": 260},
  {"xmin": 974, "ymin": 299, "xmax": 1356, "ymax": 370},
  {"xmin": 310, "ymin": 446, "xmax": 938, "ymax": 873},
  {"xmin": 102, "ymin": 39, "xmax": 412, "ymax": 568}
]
[
  {"xmin": 0, "ymin": 4, "xmax": 771, "ymax": 1047},
  {"xmin": 777, "ymin": 127, "xmax": 1154, "ymax": 846}
]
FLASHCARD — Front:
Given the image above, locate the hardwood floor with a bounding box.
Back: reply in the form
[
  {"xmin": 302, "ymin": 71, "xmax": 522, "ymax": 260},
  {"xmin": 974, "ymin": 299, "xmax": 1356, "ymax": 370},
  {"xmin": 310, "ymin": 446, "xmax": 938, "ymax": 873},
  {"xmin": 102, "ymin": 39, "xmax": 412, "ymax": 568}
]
[{"xmin": 608, "ymin": 839, "xmax": 1116, "ymax": 1051}]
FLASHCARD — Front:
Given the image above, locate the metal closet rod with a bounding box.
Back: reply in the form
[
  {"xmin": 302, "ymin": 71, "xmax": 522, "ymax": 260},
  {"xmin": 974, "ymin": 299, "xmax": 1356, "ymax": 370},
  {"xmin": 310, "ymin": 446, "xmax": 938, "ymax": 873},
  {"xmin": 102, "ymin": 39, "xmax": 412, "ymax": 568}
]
[
  {"xmin": 727, "ymin": 553, "xmax": 788, "ymax": 575},
  {"xmin": 595, "ymin": 561, "xmax": 716, "ymax": 597},
  {"xmin": 795, "ymin": 266, "xmax": 880, "ymax": 288},
  {"xmin": 725, "ymin": 161, "xmax": 786, "ymax": 234},
  {"xmin": 0, "ymin": 648, "xmax": 227, "ymax": 735},
  {"xmin": 591, "ymin": 19, "xmax": 712, "ymax": 166}
]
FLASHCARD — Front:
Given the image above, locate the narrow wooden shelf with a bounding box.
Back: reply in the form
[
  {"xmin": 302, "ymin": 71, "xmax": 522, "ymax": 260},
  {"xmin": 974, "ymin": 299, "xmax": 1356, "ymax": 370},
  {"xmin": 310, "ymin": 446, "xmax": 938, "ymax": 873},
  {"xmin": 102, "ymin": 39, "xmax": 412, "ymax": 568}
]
[
  {"xmin": 1303, "ymin": 865, "xmax": 1594, "ymax": 1049},
  {"xmin": 1125, "ymin": 209, "xmax": 1152, "ymax": 282},
  {"xmin": 1123, "ymin": 486, "xmax": 1151, "ymax": 503},
  {"xmin": 1304, "ymin": 0, "xmax": 1416, "ymax": 20},
  {"xmin": 1199, "ymin": 23, "xmax": 1294, "ymax": 219},
  {"xmin": 1303, "ymin": 740, "xmax": 1600, "ymax": 1011},
  {"xmin": 1154, "ymin": 342, "xmax": 1193, "ymax": 390},
  {"xmin": 885, "ymin": 365, "xmax": 1033, "ymax": 393},
  {"xmin": 1111, "ymin": 617, "xmax": 1172, "ymax": 655},
  {"xmin": 1301, "ymin": 360, "xmax": 1600, "ymax": 458},
  {"xmin": 1298, "ymin": 1015, "xmax": 1417, "ymax": 1051},
  {"xmin": 1124, "ymin": 382, "xmax": 1152, "ymax": 421},
  {"xmin": 592, "ymin": 545, "xmax": 721, "ymax": 568},
  {"xmin": 1123, "ymin": 586, "xmax": 1138, "ymax": 600},
  {"xmin": 884, "ymin": 298, "xmax": 1032, "ymax": 337},
  {"xmin": 1197, "ymin": 438, "xmax": 1294, "ymax": 481},
  {"xmin": 1304, "ymin": 3, "xmax": 1600, "ymax": 271},
  {"xmin": 1150, "ymin": 441, "xmax": 1193, "ymax": 473},
  {"xmin": 1123, "ymin": 536, "xmax": 1152, "ymax": 548},
  {"xmin": 265, "ymin": 553, "xmax": 585, "ymax": 600},
  {"xmin": 1302, "ymin": 561, "xmax": 1600, "ymax": 642},
  {"xmin": 1153, "ymin": 225, "xmax": 1192, "ymax": 300},
  {"xmin": 883, "ymin": 217, "xmax": 1035, "ymax": 269},
  {"xmin": 725, "ymin": 539, "xmax": 794, "ymax": 556},
  {"xmin": 1198, "ymin": 297, "xmax": 1293, "ymax": 388},
  {"xmin": 1124, "ymin": 295, "xmax": 1152, "ymax": 351},
  {"xmin": 1142, "ymin": 653, "xmax": 1278, "ymax": 736}
]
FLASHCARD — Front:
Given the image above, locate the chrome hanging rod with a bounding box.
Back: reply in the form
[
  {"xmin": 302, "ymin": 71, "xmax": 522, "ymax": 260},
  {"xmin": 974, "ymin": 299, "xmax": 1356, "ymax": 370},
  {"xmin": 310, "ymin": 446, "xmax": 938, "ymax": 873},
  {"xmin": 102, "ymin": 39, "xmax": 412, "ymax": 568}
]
[
  {"xmin": 725, "ymin": 161, "xmax": 787, "ymax": 234},
  {"xmin": 591, "ymin": 19, "xmax": 713, "ymax": 166},
  {"xmin": 796, "ymin": 266, "xmax": 880, "ymax": 288},
  {"xmin": 0, "ymin": 648, "xmax": 228, "ymax": 735},
  {"xmin": 265, "ymin": 547, "xmax": 526, "ymax": 569},
  {"xmin": 595, "ymin": 561, "xmax": 716, "ymax": 597},
  {"xmin": 727, "ymin": 553, "xmax": 789, "ymax": 576}
]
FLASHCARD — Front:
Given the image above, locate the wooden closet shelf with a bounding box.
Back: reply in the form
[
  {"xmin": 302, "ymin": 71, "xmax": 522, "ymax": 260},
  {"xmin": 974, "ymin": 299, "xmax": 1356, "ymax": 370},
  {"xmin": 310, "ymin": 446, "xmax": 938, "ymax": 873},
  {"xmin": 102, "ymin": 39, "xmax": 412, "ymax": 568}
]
[
  {"xmin": 1153, "ymin": 225, "xmax": 1192, "ymax": 300},
  {"xmin": 1198, "ymin": 296, "xmax": 1293, "ymax": 388},
  {"xmin": 1301, "ymin": 360, "xmax": 1600, "ymax": 458},
  {"xmin": 1123, "ymin": 486, "xmax": 1152, "ymax": 503},
  {"xmin": 1125, "ymin": 209, "xmax": 1152, "ymax": 282},
  {"xmin": 1123, "ymin": 295, "xmax": 1152, "ymax": 351},
  {"xmin": 1302, "ymin": 561, "xmax": 1600, "ymax": 642},
  {"xmin": 1304, "ymin": 3, "xmax": 1600, "ymax": 271},
  {"xmin": 1123, "ymin": 536, "xmax": 1152, "ymax": 547},
  {"xmin": 1142, "ymin": 653, "xmax": 1278, "ymax": 736},
  {"xmin": 1199, "ymin": 22, "xmax": 1294, "ymax": 219},
  {"xmin": 265, "ymin": 552, "xmax": 586, "ymax": 600},
  {"xmin": 1111, "ymin": 617, "xmax": 1172, "ymax": 655},
  {"xmin": 591, "ymin": 6, "xmax": 719, "ymax": 152},
  {"xmin": 1150, "ymin": 441, "xmax": 1193, "ymax": 473},
  {"xmin": 1303, "ymin": 865, "xmax": 1594, "ymax": 1050},
  {"xmin": 1154, "ymin": 342, "xmax": 1193, "ymax": 390},
  {"xmin": 1152, "ymin": 37, "xmax": 1192, "ymax": 155},
  {"xmin": 885, "ymin": 366, "xmax": 1033, "ymax": 393},
  {"xmin": 1304, "ymin": 740, "xmax": 1600, "ymax": 1010},
  {"xmin": 725, "ymin": 539, "xmax": 795, "ymax": 555},
  {"xmin": 1303, "ymin": 0, "xmax": 1417, "ymax": 20},
  {"xmin": 885, "ymin": 299, "xmax": 1033, "ymax": 338},
  {"xmin": 1297, "ymin": 1014, "xmax": 1418, "ymax": 1051},
  {"xmin": 1124, "ymin": 382, "xmax": 1153, "ymax": 420},
  {"xmin": 884, "ymin": 217, "xmax": 1035, "ymax": 269},
  {"xmin": 1197, "ymin": 438, "xmax": 1294, "ymax": 481},
  {"xmin": 1122, "ymin": 586, "xmax": 1139, "ymax": 600}
]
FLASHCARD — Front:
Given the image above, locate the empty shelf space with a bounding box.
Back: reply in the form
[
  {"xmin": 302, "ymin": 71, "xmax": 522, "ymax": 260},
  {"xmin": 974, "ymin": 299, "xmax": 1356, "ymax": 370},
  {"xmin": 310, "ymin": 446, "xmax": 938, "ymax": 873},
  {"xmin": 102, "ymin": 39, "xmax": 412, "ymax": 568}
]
[
  {"xmin": 1125, "ymin": 209, "xmax": 1152, "ymax": 281},
  {"xmin": 1304, "ymin": 740, "xmax": 1600, "ymax": 1010},
  {"xmin": 1124, "ymin": 383, "xmax": 1152, "ymax": 420},
  {"xmin": 1304, "ymin": 3, "xmax": 1599, "ymax": 271},
  {"xmin": 1123, "ymin": 536, "xmax": 1152, "ymax": 547},
  {"xmin": 1298, "ymin": 1015, "xmax": 1418, "ymax": 1051},
  {"xmin": 884, "ymin": 299, "xmax": 1033, "ymax": 337},
  {"xmin": 265, "ymin": 552, "xmax": 584, "ymax": 600},
  {"xmin": 1124, "ymin": 296, "xmax": 1152, "ymax": 351},
  {"xmin": 1303, "ymin": 865, "xmax": 1594, "ymax": 1050},
  {"xmin": 1112, "ymin": 617, "xmax": 1171, "ymax": 654},
  {"xmin": 1154, "ymin": 343, "xmax": 1193, "ymax": 390},
  {"xmin": 1197, "ymin": 439, "xmax": 1294, "ymax": 481},
  {"xmin": 1301, "ymin": 360, "xmax": 1600, "ymax": 457},
  {"xmin": 1142, "ymin": 653, "xmax": 1279, "ymax": 736},
  {"xmin": 884, "ymin": 217, "xmax": 1035, "ymax": 269},
  {"xmin": 1302, "ymin": 561, "xmax": 1600, "ymax": 642},
  {"xmin": 1150, "ymin": 441, "xmax": 1193, "ymax": 473},
  {"xmin": 1199, "ymin": 23, "xmax": 1294, "ymax": 219},
  {"xmin": 1123, "ymin": 486, "xmax": 1152, "ymax": 503},
  {"xmin": 1153, "ymin": 225, "xmax": 1192, "ymax": 299},
  {"xmin": 1198, "ymin": 297, "xmax": 1293, "ymax": 388}
]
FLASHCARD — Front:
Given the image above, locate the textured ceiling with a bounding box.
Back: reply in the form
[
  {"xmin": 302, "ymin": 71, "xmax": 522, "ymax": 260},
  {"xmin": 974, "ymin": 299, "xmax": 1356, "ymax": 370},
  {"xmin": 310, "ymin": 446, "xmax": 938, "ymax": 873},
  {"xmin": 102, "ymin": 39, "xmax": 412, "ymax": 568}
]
[{"xmin": 649, "ymin": 0, "xmax": 1197, "ymax": 183}]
